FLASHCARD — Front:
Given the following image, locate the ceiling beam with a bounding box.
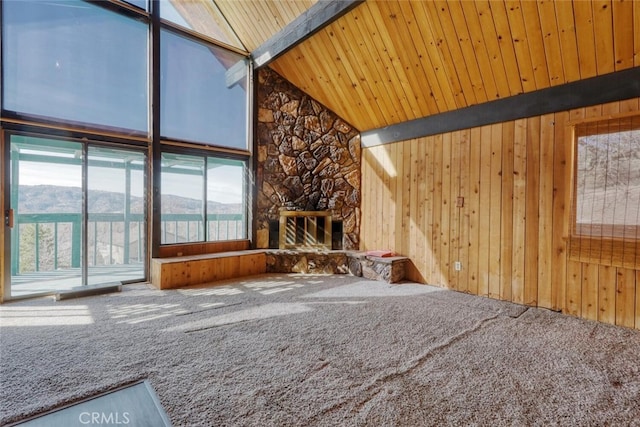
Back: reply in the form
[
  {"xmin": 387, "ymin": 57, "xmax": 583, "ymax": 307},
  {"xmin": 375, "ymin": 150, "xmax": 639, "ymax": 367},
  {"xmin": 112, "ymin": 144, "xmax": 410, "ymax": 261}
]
[
  {"xmin": 361, "ymin": 67, "xmax": 640, "ymax": 147},
  {"xmin": 251, "ymin": 0, "xmax": 365, "ymax": 68}
]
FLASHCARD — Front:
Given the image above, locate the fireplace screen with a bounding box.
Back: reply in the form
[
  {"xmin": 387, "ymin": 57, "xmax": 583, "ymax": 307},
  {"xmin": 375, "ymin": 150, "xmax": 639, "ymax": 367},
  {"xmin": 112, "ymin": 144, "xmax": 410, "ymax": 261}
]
[{"xmin": 279, "ymin": 211, "xmax": 332, "ymax": 250}]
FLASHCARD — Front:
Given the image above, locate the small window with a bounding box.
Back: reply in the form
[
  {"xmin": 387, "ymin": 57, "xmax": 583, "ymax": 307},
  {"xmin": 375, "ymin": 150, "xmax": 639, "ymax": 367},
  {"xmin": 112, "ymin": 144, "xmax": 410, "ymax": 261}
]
[
  {"xmin": 160, "ymin": 152, "xmax": 247, "ymax": 244},
  {"xmin": 569, "ymin": 115, "xmax": 640, "ymax": 268}
]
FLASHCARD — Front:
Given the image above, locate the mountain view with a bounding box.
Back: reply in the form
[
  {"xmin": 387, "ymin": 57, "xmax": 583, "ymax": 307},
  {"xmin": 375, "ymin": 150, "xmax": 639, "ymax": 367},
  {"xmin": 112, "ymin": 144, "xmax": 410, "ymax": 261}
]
[{"xmin": 16, "ymin": 185, "xmax": 243, "ymax": 215}]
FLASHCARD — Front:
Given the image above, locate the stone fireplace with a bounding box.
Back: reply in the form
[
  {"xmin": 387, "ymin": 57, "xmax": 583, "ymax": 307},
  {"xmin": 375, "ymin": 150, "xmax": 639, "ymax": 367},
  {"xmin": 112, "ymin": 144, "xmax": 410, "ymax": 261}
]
[{"xmin": 255, "ymin": 68, "xmax": 360, "ymax": 250}]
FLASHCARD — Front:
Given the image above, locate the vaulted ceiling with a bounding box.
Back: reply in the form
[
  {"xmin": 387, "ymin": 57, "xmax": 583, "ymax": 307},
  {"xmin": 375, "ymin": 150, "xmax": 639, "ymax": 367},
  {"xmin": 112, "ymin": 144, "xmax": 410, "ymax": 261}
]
[{"xmin": 191, "ymin": 0, "xmax": 639, "ymax": 133}]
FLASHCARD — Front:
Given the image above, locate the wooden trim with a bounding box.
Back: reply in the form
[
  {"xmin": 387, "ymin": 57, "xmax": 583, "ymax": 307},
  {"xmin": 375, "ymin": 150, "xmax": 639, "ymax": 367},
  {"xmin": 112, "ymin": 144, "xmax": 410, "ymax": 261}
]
[
  {"xmin": 361, "ymin": 67, "xmax": 640, "ymax": 147},
  {"xmin": 252, "ymin": 0, "xmax": 365, "ymax": 68},
  {"xmin": 566, "ymin": 110, "xmax": 640, "ymax": 127},
  {"xmin": 157, "ymin": 240, "xmax": 250, "ymax": 258},
  {"xmin": 160, "ymin": 140, "xmax": 250, "ymax": 159},
  {"xmin": 0, "ymin": 117, "xmax": 150, "ymax": 145}
]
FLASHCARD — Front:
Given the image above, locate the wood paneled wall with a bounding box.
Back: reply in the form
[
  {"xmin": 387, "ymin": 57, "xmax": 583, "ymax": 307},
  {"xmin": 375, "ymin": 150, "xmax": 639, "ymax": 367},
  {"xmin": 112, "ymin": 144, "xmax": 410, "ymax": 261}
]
[{"xmin": 360, "ymin": 98, "xmax": 640, "ymax": 330}]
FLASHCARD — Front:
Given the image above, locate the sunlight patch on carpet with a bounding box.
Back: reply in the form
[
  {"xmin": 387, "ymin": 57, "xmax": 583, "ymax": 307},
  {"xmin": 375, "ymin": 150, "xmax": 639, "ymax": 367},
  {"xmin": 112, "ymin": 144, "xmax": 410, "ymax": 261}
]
[
  {"xmin": 0, "ymin": 306, "xmax": 94, "ymax": 327},
  {"xmin": 166, "ymin": 303, "xmax": 313, "ymax": 333}
]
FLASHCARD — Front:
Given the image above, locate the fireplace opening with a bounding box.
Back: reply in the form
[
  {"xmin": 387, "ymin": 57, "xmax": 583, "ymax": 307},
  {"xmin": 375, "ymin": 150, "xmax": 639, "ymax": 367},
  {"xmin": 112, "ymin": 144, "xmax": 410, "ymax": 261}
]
[
  {"xmin": 332, "ymin": 221, "xmax": 343, "ymax": 250},
  {"xmin": 273, "ymin": 211, "xmax": 342, "ymax": 250},
  {"xmin": 268, "ymin": 220, "xmax": 279, "ymax": 249}
]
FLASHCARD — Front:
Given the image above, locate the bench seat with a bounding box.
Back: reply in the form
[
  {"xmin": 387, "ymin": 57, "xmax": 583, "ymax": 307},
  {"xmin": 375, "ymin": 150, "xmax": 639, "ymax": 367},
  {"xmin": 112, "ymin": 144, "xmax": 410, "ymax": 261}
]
[{"xmin": 150, "ymin": 250, "xmax": 266, "ymax": 289}]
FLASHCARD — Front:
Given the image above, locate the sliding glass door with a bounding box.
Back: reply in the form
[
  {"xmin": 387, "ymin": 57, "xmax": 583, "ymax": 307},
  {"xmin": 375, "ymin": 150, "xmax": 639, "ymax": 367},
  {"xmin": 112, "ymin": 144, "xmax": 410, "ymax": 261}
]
[
  {"xmin": 7, "ymin": 134, "xmax": 147, "ymax": 298},
  {"xmin": 87, "ymin": 147, "xmax": 146, "ymax": 286},
  {"xmin": 9, "ymin": 136, "xmax": 83, "ymax": 296}
]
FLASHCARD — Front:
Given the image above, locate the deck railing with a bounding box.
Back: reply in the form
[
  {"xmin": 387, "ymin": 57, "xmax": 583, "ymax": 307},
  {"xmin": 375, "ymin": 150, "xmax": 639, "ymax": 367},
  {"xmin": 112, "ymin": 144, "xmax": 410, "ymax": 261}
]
[{"xmin": 12, "ymin": 213, "xmax": 245, "ymax": 275}]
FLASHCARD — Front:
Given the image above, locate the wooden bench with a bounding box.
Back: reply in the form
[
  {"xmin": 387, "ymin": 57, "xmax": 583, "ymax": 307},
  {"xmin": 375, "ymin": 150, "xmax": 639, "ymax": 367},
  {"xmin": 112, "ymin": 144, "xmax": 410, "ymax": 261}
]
[{"xmin": 150, "ymin": 250, "xmax": 266, "ymax": 290}]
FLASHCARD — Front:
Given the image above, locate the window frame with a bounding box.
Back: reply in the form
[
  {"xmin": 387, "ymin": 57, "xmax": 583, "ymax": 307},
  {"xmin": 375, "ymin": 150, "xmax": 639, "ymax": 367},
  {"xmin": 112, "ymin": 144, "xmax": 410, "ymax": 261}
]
[
  {"xmin": 1, "ymin": 0, "xmax": 151, "ymax": 136},
  {"xmin": 159, "ymin": 144, "xmax": 249, "ymax": 246},
  {"xmin": 569, "ymin": 113, "xmax": 640, "ymax": 269},
  {"xmin": 159, "ymin": 25, "xmax": 249, "ymax": 150}
]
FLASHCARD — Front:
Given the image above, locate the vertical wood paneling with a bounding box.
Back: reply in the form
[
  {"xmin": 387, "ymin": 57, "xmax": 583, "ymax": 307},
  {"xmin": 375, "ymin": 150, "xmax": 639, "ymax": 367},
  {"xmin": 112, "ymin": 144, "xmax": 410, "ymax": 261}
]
[
  {"xmin": 467, "ymin": 127, "xmax": 482, "ymax": 294},
  {"xmin": 382, "ymin": 146, "xmax": 393, "ymax": 250},
  {"xmin": 552, "ymin": 111, "xmax": 570, "ymax": 311},
  {"xmin": 408, "ymin": 139, "xmax": 419, "ymax": 282},
  {"xmin": 489, "ymin": 124, "xmax": 503, "ymax": 299},
  {"xmin": 566, "ymin": 260, "xmax": 582, "ymax": 316},
  {"xmin": 441, "ymin": 132, "xmax": 453, "ymax": 287},
  {"xmin": 478, "ymin": 125, "xmax": 493, "ymax": 296},
  {"xmin": 432, "ymin": 134, "xmax": 444, "ymax": 285},
  {"xmin": 416, "ymin": 139, "xmax": 428, "ymax": 283},
  {"xmin": 582, "ymin": 263, "xmax": 599, "ymax": 320},
  {"xmin": 402, "ymin": 138, "xmax": 412, "ymax": 254},
  {"xmin": 449, "ymin": 131, "xmax": 462, "ymax": 290},
  {"xmin": 500, "ymin": 122, "xmax": 515, "ymax": 301},
  {"xmin": 392, "ymin": 144, "xmax": 402, "ymax": 251},
  {"xmin": 598, "ymin": 265, "xmax": 617, "ymax": 324},
  {"xmin": 360, "ymin": 97, "xmax": 640, "ymax": 330},
  {"xmin": 512, "ymin": 119, "xmax": 527, "ymax": 304},
  {"xmin": 459, "ymin": 129, "xmax": 471, "ymax": 293},
  {"xmin": 424, "ymin": 136, "xmax": 435, "ymax": 284},
  {"xmin": 538, "ymin": 114, "xmax": 555, "ymax": 309},
  {"xmin": 524, "ymin": 116, "xmax": 541, "ymax": 306}
]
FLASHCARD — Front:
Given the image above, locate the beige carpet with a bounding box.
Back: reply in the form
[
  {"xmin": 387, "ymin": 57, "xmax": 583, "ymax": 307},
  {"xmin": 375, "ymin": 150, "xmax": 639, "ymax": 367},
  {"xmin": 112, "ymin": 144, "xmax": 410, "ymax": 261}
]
[{"xmin": 1, "ymin": 273, "xmax": 639, "ymax": 426}]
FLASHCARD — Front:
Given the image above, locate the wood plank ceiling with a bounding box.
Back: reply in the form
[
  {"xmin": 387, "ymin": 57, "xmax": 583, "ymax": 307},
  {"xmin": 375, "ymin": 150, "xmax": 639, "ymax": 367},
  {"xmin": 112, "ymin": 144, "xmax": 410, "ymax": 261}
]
[
  {"xmin": 192, "ymin": 0, "xmax": 639, "ymax": 133},
  {"xmin": 214, "ymin": 0, "xmax": 317, "ymax": 51},
  {"xmin": 264, "ymin": 0, "xmax": 640, "ymax": 132}
]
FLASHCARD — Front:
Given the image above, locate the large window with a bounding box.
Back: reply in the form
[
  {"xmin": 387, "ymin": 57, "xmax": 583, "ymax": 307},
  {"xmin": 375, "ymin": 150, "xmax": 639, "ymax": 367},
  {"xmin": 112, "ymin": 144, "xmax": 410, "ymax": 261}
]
[
  {"xmin": 161, "ymin": 29, "xmax": 248, "ymax": 148},
  {"xmin": 161, "ymin": 153, "xmax": 247, "ymax": 244},
  {"xmin": 2, "ymin": 1, "xmax": 148, "ymax": 133},
  {"xmin": 570, "ymin": 115, "xmax": 640, "ymax": 268},
  {"xmin": 1, "ymin": 0, "xmax": 251, "ymax": 298}
]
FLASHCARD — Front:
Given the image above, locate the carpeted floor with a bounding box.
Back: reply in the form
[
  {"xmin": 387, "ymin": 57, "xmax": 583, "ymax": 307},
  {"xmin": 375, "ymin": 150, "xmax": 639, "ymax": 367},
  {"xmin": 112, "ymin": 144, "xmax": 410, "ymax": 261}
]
[{"xmin": 1, "ymin": 273, "xmax": 640, "ymax": 426}]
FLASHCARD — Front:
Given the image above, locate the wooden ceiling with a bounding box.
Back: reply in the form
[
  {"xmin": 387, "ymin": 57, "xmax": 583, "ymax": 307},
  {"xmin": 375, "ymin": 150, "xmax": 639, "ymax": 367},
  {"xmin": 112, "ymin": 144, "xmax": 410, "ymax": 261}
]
[
  {"xmin": 265, "ymin": 0, "xmax": 639, "ymax": 132},
  {"xmin": 214, "ymin": 0, "xmax": 317, "ymax": 52},
  {"xmin": 185, "ymin": 0, "xmax": 639, "ymax": 133}
]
